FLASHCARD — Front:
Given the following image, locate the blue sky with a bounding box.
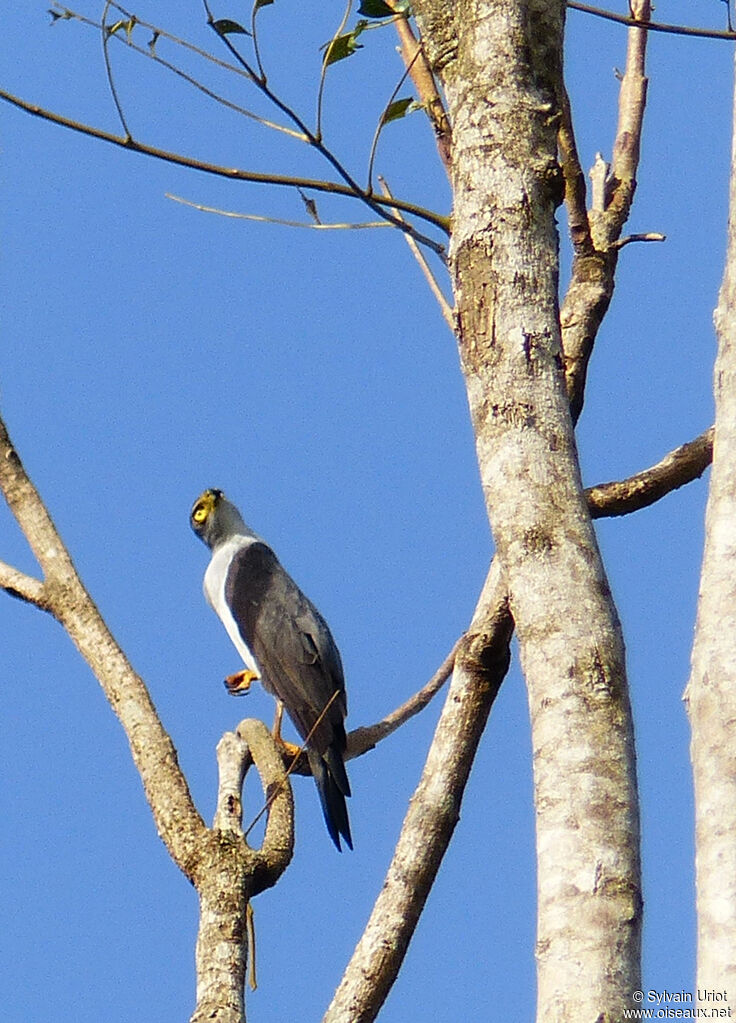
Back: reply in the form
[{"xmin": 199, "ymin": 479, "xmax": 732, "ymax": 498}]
[{"xmin": 0, "ymin": 2, "xmax": 731, "ymax": 1020}]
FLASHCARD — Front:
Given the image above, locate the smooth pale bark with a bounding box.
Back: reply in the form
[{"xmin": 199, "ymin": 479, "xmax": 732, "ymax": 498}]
[
  {"xmin": 414, "ymin": 1, "xmax": 641, "ymax": 1018},
  {"xmin": 0, "ymin": 415, "xmax": 293, "ymax": 1023},
  {"xmin": 685, "ymin": 52, "xmax": 736, "ymax": 1016}
]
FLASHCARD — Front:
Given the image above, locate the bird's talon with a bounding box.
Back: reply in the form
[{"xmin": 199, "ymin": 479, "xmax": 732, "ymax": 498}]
[
  {"xmin": 224, "ymin": 669, "xmax": 259, "ymax": 696},
  {"xmin": 277, "ymin": 739, "xmax": 302, "ymax": 759}
]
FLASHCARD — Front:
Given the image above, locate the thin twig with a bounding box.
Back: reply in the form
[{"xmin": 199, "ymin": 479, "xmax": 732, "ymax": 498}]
[
  {"xmin": 242, "ymin": 691, "xmax": 341, "ymax": 839},
  {"xmin": 366, "ymin": 48, "xmax": 420, "ymax": 191},
  {"xmin": 0, "ymin": 87, "xmax": 449, "ymax": 241},
  {"xmin": 378, "ymin": 177, "xmax": 454, "ymax": 330},
  {"xmin": 568, "ymin": 0, "xmax": 736, "ymax": 41},
  {"xmin": 58, "ymin": 4, "xmax": 305, "ymax": 140},
  {"xmin": 101, "ymin": 2, "xmax": 132, "ymax": 139},
  {"xmin": 316, "ymin": 0, "xmax": 353, "ymax": 141},
  {"xmin": 346, "ymin": 639, "xmax": 460, "ymax": 759},
  {"xmin": 251, "ymin": 0, "xmax": 267, "ymax": 84},
  {"xmin": 198, "ymin": 0, "xmax": 448, "ymax": 253},
  {"xmin": 90, "ymin": 2, "xmax": 254, "ymax": 79},
  {"xmin": 166, "ymin": 192, "xmax": 389, "ymax": 230},
  {"xmin": 246, "ymin": 903, "xmax": 257, "ymax": 991}
]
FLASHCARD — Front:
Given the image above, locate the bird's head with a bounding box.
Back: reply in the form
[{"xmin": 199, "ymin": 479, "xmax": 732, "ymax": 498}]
[{"xmin": 190, "ymin": 488, "xmax": 249, "ymax": 549}]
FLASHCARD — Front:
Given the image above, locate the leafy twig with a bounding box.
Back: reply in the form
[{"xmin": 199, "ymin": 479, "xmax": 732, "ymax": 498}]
[
  {"xmin": 198, "ymin": 0, "xmax": 448, "ymax": 253},
  {"xmin": 56, "ymin": 4, "xmax": 305, "ymax": 140},
  {"xmin": 366, "ymin": 49, "xmax": 420, "ymax": 191},
  {"xmin": 317, "ymin": 0, "xmax": 354, "ymax": 141}
]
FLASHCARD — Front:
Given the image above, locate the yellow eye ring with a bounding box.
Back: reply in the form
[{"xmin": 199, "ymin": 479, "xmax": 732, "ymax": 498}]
[{"xmin": 192, "ymin": 504, "xmax": 209, "ymax": 524}]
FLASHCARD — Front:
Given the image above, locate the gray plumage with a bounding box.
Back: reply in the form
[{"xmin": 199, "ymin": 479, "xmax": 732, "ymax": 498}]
[{"xmin": 191, "ymin": 488, "xmax": 352, "ymax": 850}]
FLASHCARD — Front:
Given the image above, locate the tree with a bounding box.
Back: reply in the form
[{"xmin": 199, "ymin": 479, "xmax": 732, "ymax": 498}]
[{"xmin": 0, "ymin": 2, "xmax": 732, "ymax": 1021}]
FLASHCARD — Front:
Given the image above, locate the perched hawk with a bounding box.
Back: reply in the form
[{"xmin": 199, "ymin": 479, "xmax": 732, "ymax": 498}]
[{"xmin": 190, "ymin": 488, "xmax": 352, "ymax": 850}]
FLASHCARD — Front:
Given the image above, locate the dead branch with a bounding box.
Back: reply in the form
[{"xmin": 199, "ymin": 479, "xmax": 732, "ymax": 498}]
[
  {"xmin": 561, "ymin": 0, "xmax": 652, "ymax": 422},
  {"xmin": 586, "ymin": 427, "xmax": 713, "ymax": 518}
]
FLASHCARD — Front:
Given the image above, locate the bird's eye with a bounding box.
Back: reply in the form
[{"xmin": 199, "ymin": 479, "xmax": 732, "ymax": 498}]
[{"xmin": 192, "ymin": 503, "xmax": 209, "ymax": 524}]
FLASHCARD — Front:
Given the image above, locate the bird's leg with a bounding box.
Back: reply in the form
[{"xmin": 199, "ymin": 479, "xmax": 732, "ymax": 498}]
[
  {"xmin": 224, "ymin": 668, "xmax": 259, "ymax": 696},
  {"xmin": 273, "ymin": 700, "xmax": 284, "ymax": 739},
  {"xmin": 273, "ymin": 700, "xmax": 301, "ymax": 758}
]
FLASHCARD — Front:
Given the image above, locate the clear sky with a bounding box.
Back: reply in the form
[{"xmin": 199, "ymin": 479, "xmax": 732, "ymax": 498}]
[{"xmin": 0, "ymin": 2, "xmax": 730, "ymax": 1020}]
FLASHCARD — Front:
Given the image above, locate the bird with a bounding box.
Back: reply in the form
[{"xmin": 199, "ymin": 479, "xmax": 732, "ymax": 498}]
[{"xmin": 190, "ymin": 488, "xmax": 352, "ymax": 851}]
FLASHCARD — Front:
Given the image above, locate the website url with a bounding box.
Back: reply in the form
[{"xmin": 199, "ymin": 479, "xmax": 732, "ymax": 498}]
[{"xmin": 624, "ymin": 1011, "xmax": 732, "ymax": 1019}]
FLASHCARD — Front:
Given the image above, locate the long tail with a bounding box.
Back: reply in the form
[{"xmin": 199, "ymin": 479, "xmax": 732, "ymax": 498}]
[{"xmin": 308, "ymin": 747, "xmax": 353, "ymax": 851}]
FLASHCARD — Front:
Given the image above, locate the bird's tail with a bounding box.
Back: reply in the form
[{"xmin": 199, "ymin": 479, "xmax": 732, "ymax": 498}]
[{"xmin": 308, "ymin": 748, "xmax": 353, "ymax": 852}]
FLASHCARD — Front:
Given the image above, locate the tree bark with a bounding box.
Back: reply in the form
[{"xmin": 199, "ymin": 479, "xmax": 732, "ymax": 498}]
[
  {"xmin": 414, "ymin": 1, "xmax": 642, "ymax": 1018},
  {"xmin": 684, "ymin": 50, "xmax": 736, "ymax": 1017}
]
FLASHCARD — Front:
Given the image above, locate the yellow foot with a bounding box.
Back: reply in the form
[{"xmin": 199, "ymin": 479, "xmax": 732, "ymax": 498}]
[
  {"xmin": 224, "ymin": 669, "xmax": 259, "ymax": 696},
  {"xmin": 278, "ymin": 738, "xmax": 302, "ymax": 759}
]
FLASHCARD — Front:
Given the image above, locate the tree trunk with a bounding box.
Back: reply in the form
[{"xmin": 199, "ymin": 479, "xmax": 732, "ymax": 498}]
[
  {"xmin": 414, "ymin": 1, "xmax": 642, "ymax": 1018},
  {"xmin": 685, "ymin": 50, "xmax": 736, "ymax": 1017}
]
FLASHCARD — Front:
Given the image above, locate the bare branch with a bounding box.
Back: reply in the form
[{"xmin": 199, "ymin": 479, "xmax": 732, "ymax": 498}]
[
  {"xmin": 0, "ymin": 87, "xmax": 449, "ymax": 242},
  {"xmin": 346, "ymin": 638, "xmax": 460, "ymax": 759},
  {"xmin": 568, "ymin": 1, "xmax": 736, "ymax": 41},
  {"xmin": 236, "ymin": 719, "xmax": 294, "ymax": 887},
  {"xmin": 324, "ymin": 563, "xmax": 513, "ymax": 1023},
  {"xmin": 587, "ymin": 427, "xmax": 713, "ymax": 519},
  {"xmin": 611, "ymin": 231, "xmax": 665, "ymax": 249},
  {"xmin": 0, "ymin": 412, "xmax": 208, "ymax": 880},
  {"xmin": 377, "ymin": 177, "xmax": 454, "ymax": 330},
  {"xmin": 214, "ymin": 731, "xmax": 251, "ymax": 834},
  {"xmin": 0, "ymin": 559, "xmax": 49, "ymax": 610},
  {"xmin": 561, "ymin": 0, "xmax": 652, "ymax": 421},
  {"xmin": 607, "ymin": 0, "xmax": 651, "ymax": 230}
]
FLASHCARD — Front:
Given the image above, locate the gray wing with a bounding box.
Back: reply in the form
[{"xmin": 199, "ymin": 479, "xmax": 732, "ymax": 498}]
[
  {"xmin": 225, "ymin": 540, "xmax": 352, "ymax": 849},
  {"xmin": 224, "ymin": 541, "xmax": 347, "ymax": 755}
]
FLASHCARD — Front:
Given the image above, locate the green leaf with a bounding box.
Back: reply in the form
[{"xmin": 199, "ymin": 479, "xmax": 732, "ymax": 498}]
[
  {"xmin": 322, "ymin": 31, "xmax": 363, "ymax": 66},
  {"xmin": 212, "ymin": 18, "xmax": 251, "ymax": 36},
  {"xmin": 381, "ymin": 96, "xmax": 416, "ymax": 125},
  {"xmin": 254, "ymin": 0, "xmax": 274, "ymax": 9},
  {"xmin": 104, "ymin": 17, "xmax": 136, "ymax": 42},
  {"xmin": 357, "ymin": 0, "xmax": 395, "ymax": 17},
  {"xmin": 48, "ymin": 8, "xmax": 73, "ymax": 23}
]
